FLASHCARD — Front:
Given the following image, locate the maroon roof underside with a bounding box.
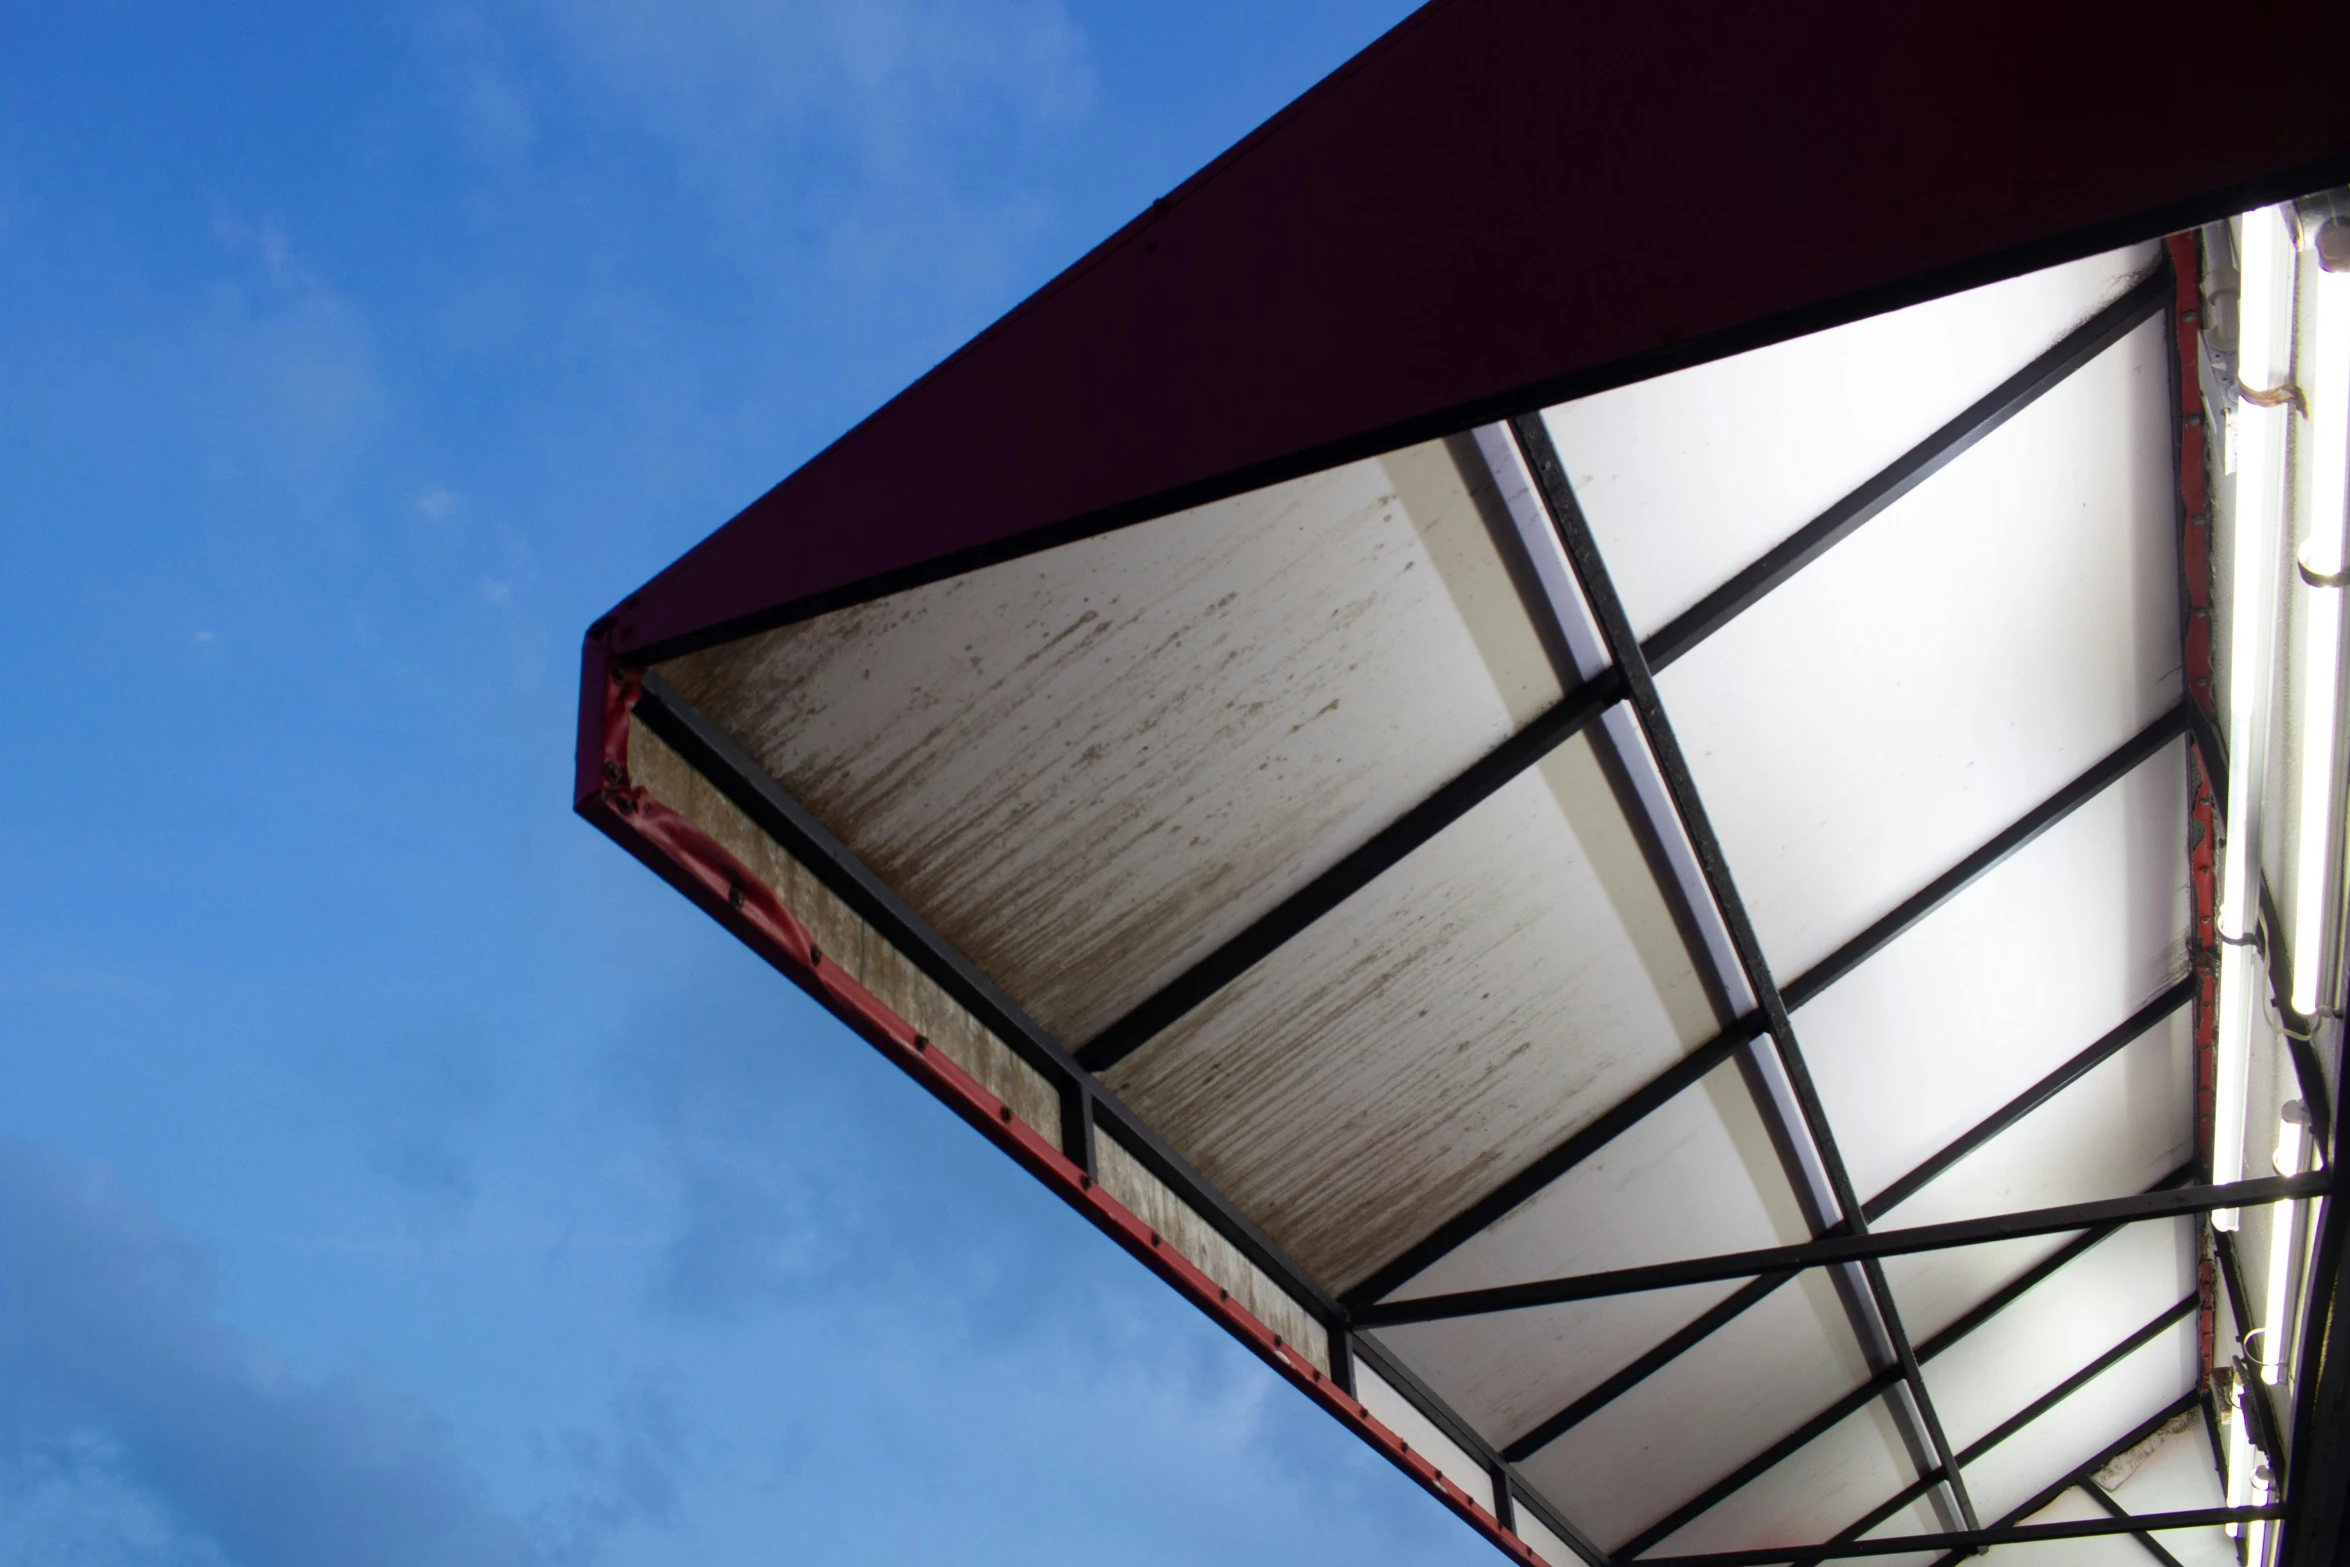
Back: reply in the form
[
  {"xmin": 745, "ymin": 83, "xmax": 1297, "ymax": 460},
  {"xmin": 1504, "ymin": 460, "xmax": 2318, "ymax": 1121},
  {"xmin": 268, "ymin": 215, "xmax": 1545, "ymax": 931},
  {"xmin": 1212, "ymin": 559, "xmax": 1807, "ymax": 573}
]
[{"xmin": 580, "ymin": 0, "xmax": 2349, "ymax": 793}]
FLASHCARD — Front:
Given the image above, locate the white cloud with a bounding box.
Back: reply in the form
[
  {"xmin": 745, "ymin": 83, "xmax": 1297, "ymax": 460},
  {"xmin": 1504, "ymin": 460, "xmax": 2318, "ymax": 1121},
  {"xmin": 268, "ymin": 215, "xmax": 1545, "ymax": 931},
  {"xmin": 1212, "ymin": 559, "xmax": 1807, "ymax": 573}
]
[
  {"xmin": 419, "ymin": 486, "xmax": 469, "ymax": 523},
  {"xmin": 431, "ymin": 0, "xmax": 1098, "ymax": 323},
  {"xmin": 195, "ymin": 216, "xmax": 385, "ymax": 484},
  {"xmin": 534, "ymin": 0, "xmax": 1094, "ymax": 169},
  {"xmin": 0, "ymin": 1138, "xmax": 534, "ymax": 1567}
]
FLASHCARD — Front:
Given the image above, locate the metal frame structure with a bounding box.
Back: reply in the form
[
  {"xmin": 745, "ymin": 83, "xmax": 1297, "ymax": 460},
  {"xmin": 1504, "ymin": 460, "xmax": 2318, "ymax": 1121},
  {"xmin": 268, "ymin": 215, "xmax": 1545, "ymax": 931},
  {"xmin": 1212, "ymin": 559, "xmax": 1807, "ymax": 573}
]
[
  {"xmin": 578, "ymin": 5, "xmax": 2350, "ymax": 1561},
  {"xmin": 606, "ymin": 239, "xmax": 2337, "ymax": 1558}
]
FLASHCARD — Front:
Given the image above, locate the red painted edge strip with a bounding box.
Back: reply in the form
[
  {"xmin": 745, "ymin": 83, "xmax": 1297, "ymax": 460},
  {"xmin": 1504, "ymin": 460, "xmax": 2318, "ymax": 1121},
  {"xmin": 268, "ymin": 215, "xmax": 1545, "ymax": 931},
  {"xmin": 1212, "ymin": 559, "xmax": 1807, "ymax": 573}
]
[
  {"xmin": 573, "ymin": 660, "xmax": 1550, "ymax": 1564},
  {"xmin": 2169, "ymin": 229, "xmax": 2221, "ymax": 1390}
]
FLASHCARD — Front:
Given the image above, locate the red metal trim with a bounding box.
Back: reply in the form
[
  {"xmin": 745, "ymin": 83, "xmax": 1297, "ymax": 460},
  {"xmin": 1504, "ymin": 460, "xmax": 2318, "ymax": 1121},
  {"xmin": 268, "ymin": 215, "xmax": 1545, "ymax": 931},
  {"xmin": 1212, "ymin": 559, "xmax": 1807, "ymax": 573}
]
[
  {"xmin": 592, "ymin": 0, "xmax": 2350, "ymax": 664},
  {"xmin": 575, "ymin": 626, "xmax": 614, "ymax": 814},
  {"xmin": 575, "ymin": 663, "xmax": 1551, "ymax": 1564},
  {"xmin": 2169, "ymin": 229, "xmax": 2222, "ymax": 1389},
  {"xmin": 2174, "ymin": 232, "xmax": 2216, "ymax": 722}
]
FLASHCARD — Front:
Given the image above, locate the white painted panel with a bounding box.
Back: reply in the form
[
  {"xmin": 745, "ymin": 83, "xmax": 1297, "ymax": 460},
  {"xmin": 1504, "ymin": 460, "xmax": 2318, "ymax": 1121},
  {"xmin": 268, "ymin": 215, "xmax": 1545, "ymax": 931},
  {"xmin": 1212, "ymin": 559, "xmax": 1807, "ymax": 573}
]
[
  {"xmin": 1519, "ymin": 1270, "xmax": 1873, "ymax": 1551},
  {"xmin": 1108, "ymin": 735, "xmax": 1715, "ymax": 1288},
  {"xmin": 1841, "ymin": 1494, "xmax": 1945, "ymax": 1567},
  {"xmin": 1918, "ymin": 1217, "xmax": 2197, "ymax": 1455},
  {"xmin": 1373, "ymin": 1284, "xmax": 1742, "ymax": 1465},
  {"xmin": 662, "ymin": 438, "xmax": 1563, "ymax": 1044},
  {"xmin": 1645, "ymin": 1392, "xmax": 1923, "ymax": 1559},
  {"xmin": 1790, "ymin": 746, "xmax": 2190, "ymax": 1204},
  {"xmin": 1654, "ymin": 315, "xmax": 2179, "ymax": 981},
  {"xmin": 1511, "ymin": 1504, "xmax": 1582, "ymax": 1567},
  {"xmin": 1355, "ymin": 1362, "xmax": 1495, "ymax": 1515},
  {"xmin": 1957, "ymin": 1318, "xmax": 2200, "ymax": 1526},
  {"xmin": 1972, "ymin": 1485, "xmax": 2146, "ymax": 1567},
  {"xmin": 1372, "ymin": 1058, "xmax": 1809, "ymax": 1447},
  {"xmin": 1972, "ymin": 1447, "xmax": 2231, "ymax": 1567},
  {"xmin": 1545, "ymin": 244, "xmax": 2159, "ymax": 641},
  {"xmin": 1374, "ymin": 1074, "xmax": 1796, "ymax": 1296},
  {"xmin": 2101, "ymin": 1414, "xmax": 2232, "ymax": 1567},
  {"xmin": 1874, "ymin": 1027, "xmax": 2196, "ymax": 1344}
]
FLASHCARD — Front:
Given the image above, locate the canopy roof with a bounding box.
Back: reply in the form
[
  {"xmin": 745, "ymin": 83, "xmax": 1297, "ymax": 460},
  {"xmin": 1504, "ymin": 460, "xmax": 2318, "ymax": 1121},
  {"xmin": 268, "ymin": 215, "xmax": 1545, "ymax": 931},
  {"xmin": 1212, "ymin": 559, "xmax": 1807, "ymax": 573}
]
[{"xmin": 575, "ymin": 6, "xmax": 2350, "ymax": 1565}]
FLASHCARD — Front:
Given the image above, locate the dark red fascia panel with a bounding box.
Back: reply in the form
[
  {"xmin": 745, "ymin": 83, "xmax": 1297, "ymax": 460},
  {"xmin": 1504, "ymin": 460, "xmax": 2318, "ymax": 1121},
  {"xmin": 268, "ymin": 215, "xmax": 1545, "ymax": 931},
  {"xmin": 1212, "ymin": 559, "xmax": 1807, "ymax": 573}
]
[{"xmin": 578, "ymin": 0, "xmax": 2349, "ymax": 803}]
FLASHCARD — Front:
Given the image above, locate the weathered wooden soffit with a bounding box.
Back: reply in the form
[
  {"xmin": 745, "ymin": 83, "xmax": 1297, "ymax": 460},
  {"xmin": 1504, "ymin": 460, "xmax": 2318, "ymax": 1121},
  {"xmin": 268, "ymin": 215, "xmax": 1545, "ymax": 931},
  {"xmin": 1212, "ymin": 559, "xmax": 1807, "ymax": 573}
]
[{"xmin": 574, "ymin": 3, "xmax": 2350, "ymax": 1563}]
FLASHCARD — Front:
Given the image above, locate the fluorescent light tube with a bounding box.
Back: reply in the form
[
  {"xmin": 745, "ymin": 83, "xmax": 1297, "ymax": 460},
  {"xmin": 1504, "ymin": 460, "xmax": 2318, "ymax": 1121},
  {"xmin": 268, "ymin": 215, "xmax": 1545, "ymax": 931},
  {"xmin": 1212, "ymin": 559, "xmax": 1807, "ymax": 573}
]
[
  {"xmin": 2293, "ymin": 221, "xmax": 2350, "ymax": 1017},
  {"xmin": 2262, "ymin": 1105, "xmax": 2307, "ymax": 1385},
  {"xmin": 2216, "ymin": 206, "xmax": 2295, "ymax": 1228}
]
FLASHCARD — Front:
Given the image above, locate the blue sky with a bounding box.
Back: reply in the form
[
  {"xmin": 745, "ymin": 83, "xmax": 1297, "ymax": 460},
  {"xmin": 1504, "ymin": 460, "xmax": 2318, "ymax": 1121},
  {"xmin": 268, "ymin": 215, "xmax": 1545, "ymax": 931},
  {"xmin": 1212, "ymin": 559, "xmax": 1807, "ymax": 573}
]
[{"xmin": 0, "ymin": 5, "xmax": 1506, "ymax": 1564}]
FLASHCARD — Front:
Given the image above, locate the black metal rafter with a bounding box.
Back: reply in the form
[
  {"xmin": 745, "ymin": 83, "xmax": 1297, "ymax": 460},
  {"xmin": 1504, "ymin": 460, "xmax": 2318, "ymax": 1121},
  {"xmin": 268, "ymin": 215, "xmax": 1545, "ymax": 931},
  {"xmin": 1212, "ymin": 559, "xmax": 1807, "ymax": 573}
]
[
  {"xmin": 1635, "ymin": 1506, "xmax": 2275, "ymax": 1567},
  {"xmin": 1617, "ymin": 1291, "xmax": 2199, "ymax": 1560},
  {"xmin": 1349, "ymin": 706, "xmax": 2191, "ymax": 1310},
  {"xmin": 1957, "ymin": 1295, "xmax": 2200, "ymax": 1464},
  {"xmin": 1626, "ymin": 1238, "xmax": 2126, "ymax": 1543},
  {"xmin": 1922, "ymin": 1390, "xmax": 2211, "ymax": 1567},
  {"xmin": 1073, "ymin": 271, "xmax": 2166, "ymax": 1077},
  {"xmin": 1346, "ymin": 1332, "xmax": 1611, "ymax": 1566},
  {"xmin": 1356, "ymin": 1172, "xmax": 2324, "ymax": 1325},
  {"xmin": 1781, "ymin": 1205, "xmax": 2197, "ymax": 1565},
  {"xmin": 2281, "ymin": 1114, "xmax": 2350, "ymax": 1565},
  {"xmin": 2081, "ymin": 1477, "xmax": 2192, "ymax": 1567},
  {"xmin": 1507, "ymin": 411, "xmax": 1981, "ymax": 1533},
  {"xmin": 1637, "ymin": 267, "xmax": 2168, "ymax": 674},
  {"xmin": 1073, "ymin": 671, "xmax": 1621, "ymax": 1072},
  {"xmin": 633, "ymin": 671, "xmax": 1338, "ymax": 1323},
  {"xmin": 626, "ymin": 261, "xmax": 2187, "ymax": 1567},
  {"xmin": 627, "ymin": 671, "xmax": 1611, "ymax": 1561},
  {"xmin": 1499, "ymin": 1274, "xmax": 1787, "ymax": 1463},
  {"xmin": 1494, "ymin": 982, "xmax": 2191, "ymax": 1462}
]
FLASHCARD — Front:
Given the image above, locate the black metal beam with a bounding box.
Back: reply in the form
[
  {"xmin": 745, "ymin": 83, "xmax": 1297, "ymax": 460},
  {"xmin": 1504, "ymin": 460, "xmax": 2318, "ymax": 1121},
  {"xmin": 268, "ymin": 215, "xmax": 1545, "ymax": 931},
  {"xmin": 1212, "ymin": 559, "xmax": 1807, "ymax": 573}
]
[
  {"xmin": 1635, "ymin": 1298, "xmax": 2198, "ymax": 1565},
  {"xmin": 1922, "ymin": 1390, "xmax": 2206, "ymax": 1567},
  {"xmin": 1347, "ymin": 1023, "xmax": 1753, "ymax": 1307},
  {"xmin": 1355, "ymin": 1173, "xmax": 2327, "ymax": 1325},
  {"xmin": 1829, "ymin": 1303, "xmax": 2222, "ymax": 1567},
  {"xmin": 2081, "ymin": 1478, "xmax": 2192, "ymax": 1567},
  {"xmin": 1512, "ymin": 410, "xmax": 1977, "ymax": 1532},
  {"xmin": 630, "ymin": 672, "xmax": 1344, "ymax": 1329},
  {"xmin": 1784, "ymin": 711, "xmax": 2189, "ymax": 1008},
  {"xmin": 1866, "ymin": 977, "xmax": 2197, "ymax": 1217},
  {"xmin": 1347, "ymin": 709, "xmax": 2190, "ymax": 1310},
  {"xmin": 2281, "ymin": 1128, "xmax": 2350, "ymax": 1566},
  {"xmin": 639, "ymin": 261, "xmax": 2196, "ymax": 1567},
  {"xmin": 1635, "ymin": 1507, "xmax": 2276, "ymax": 1567},
  {"xmin": 1074, "ymin": 672, "xmax": 1622, "ymax": 1072},
  {"xmin": 1498, "ymin": 987, "xmax": 2191, "ymax": 1459},
  {"xmin": 1797, "ymin": 1473, "xmax": 1940, "ymax": 1566},
  {"xmin": 1074, "ymin": 273, "xmax": 2162, "ymax": 1081},
  {"xmin": 1578, "ymin": 1168, "xmax": 2194, "ymax": 1542},
  {"xmin": 1614, "ymin": 1366, "xmax": 1907, "ymax": 1560},
  {"xmin": 625, "ymin": 261, "xmax": 2192, "ymax": 1567},
  {"xmin": 1347, "ymin": 1332, "xmax": 1611, "ymax": 1567},
  {"xmin": 1500, "ymin": 1273, "xmax": 1791, "ymax": 1461},
  {"xmin": 635, "ymin": 669, "xmax": 1621, "ymax": 1561},
  {"xmin": 1951, "ymin": 1295, "xmax": 2199, "ymax": 1467},
  {"xmin": 1638, "ymin": 267, "xmax": 2169, "ymax": 676}
]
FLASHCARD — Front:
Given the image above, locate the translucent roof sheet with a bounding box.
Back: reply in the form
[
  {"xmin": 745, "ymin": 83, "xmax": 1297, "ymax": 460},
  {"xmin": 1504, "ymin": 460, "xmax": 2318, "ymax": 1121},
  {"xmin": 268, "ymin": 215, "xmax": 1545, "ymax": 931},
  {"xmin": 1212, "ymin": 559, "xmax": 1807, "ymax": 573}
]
[{"xmin": 592, "ymin": 223, "xmax": 2342, "ymax": 1567}]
